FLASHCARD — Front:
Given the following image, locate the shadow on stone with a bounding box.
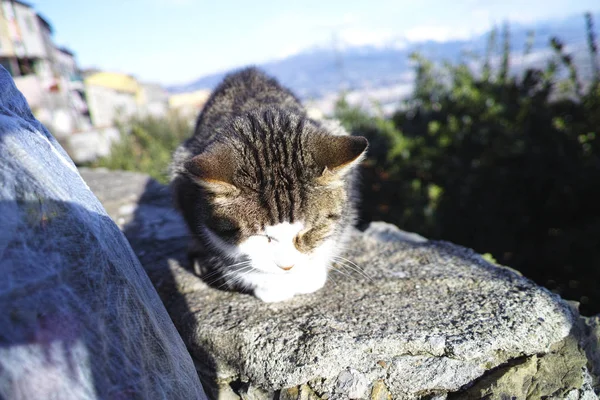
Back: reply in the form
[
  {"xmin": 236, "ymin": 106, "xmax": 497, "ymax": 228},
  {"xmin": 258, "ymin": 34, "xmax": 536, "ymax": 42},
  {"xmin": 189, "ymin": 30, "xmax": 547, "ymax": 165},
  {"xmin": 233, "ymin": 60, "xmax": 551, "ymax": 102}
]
[{"xmin": 120, "ymin": 178, "xmax": 222, "ymax": 398}]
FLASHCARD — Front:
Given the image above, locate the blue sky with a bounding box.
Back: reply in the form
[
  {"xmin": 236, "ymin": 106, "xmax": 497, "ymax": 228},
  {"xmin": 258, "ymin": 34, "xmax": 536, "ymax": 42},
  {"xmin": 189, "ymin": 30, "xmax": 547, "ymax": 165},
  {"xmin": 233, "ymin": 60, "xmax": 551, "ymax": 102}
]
[{"xmin": 34, "ymin": 0, "xmax": 600, "ymax": 85}]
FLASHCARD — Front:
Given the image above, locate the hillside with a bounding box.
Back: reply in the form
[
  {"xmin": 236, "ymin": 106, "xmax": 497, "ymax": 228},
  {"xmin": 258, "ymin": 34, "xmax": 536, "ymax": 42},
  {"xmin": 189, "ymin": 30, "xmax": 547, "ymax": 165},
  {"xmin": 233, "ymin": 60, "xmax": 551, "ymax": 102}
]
[{"xmin": 169, "ymin": 12, "xmax": 599, "ymax": 113}]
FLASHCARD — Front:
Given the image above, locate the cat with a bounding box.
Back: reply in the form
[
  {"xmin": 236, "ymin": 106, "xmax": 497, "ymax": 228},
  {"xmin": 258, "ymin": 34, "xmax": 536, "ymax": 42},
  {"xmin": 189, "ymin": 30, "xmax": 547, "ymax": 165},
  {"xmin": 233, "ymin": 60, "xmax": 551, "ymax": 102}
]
[{"xmin": 170, "ymin": 67, "xmax": 367, "ymax": 302}]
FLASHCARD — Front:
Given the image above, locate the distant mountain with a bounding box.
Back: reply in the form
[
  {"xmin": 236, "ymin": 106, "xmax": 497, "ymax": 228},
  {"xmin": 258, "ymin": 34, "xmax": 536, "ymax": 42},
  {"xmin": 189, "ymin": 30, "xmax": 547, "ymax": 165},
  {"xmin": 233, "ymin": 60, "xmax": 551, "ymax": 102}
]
[{"xmin": 168, "ymin": 12, "xmax": 599, "ymax": 106}]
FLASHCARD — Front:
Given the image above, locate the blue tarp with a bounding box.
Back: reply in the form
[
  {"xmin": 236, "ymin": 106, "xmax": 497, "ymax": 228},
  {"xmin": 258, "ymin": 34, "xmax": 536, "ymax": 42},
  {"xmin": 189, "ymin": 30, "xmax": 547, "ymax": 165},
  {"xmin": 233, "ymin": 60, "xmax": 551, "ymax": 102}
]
[{"xmin": 0, "ymin": 66, "xmax": 206, "ymax": 400}]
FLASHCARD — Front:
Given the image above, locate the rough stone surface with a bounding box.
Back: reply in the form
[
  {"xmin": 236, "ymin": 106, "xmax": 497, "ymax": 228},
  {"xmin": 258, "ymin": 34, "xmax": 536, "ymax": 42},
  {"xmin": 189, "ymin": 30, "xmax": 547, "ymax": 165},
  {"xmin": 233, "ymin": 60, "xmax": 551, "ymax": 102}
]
[
  {"xmin": 0, "ymin": 65, "xmax": 206, "ymax": 400},
  {"xmin": 583, "ymin": 315, "xmax": 600, "ymax": 389},
  {"xmin": 80, "ymin": 168, "xmax": 600, "ymax": 400},
  {"xmin": 451, "ymin": 334, "xmax": 596, "ymax": 399}
]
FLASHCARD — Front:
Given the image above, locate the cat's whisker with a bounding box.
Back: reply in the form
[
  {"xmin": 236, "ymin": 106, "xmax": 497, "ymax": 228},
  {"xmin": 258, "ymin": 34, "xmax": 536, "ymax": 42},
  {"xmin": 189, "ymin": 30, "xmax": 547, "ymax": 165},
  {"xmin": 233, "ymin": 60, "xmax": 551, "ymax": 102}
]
[
  {"xmin": 205, "ymin": 264, "xmax": 253, "ymax": 286},
  {"xmin": 333, "ymin": 256, "xmax": 372, "ymax": 282},
  {"xmin": 326, "ymin": 274, "xmax": 340, "ymax": 288},
  {"xmin": 331, "ymin": 261, "xmax": 369, "ymax": 283},
  {"xmin": 218, "ymin": 267, "xmax": 256, "ymax": 290},
  {"xmin": 200, "ymin": 269, "xmax": 222, "ymax": 281},
  {"xmin": 216, "ymin": 273, "xmax": 247, "ymax": 290},
  {"xmin": 201, "ymin": 268, "xmax": 233, "ymax": 283},
  {"xmin": 215, "ymin": 263, "xmax": 254, "ymax": 281},
  {"xmin": 333, "ymin": 255, "xmax": 361, "ymax": 268},
  {"xmin": 212, "ymin": 264, "xmax": 252, "ymax": 278},
  {"xmin": 219, "ymin": 265, "xmax": 253, "ymax": 280},
  {"xmin": 329, "ymin": 266, "xmax": 358, "ymax": 282},
  {"xmin": 200, "ymin": 260, "xmax": 252, "ymax": 281},
  {"xmin": 224, "ymin": 260, "xmax": 254, "ymax": 269},
  {"xmin": 343, "ymin": 265, "xmax": 373, "ymax": 282},
  {"xmin": 329, "ymin": 268, "xmax": 352, "ymax": 281}
]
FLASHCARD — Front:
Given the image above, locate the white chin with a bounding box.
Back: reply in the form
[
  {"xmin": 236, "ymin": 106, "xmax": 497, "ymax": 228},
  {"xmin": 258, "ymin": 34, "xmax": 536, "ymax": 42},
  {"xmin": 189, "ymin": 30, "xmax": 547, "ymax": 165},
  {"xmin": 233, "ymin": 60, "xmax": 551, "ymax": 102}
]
[{"xmin": 241, "ymin": 264, "xmax": 329, "ymax": 303}]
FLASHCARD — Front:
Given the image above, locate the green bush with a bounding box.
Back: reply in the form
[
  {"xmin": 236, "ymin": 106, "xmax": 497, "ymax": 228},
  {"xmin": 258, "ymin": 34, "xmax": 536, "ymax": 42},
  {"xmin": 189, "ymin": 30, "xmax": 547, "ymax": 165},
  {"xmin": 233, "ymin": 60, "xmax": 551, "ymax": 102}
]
[
  {"xmin": 337, "ymin": 14, "xmax": 600, "ymax": 315},
  {"xmin": 91, "ymin": 112, "xmax": 193, "ymax": 183}
]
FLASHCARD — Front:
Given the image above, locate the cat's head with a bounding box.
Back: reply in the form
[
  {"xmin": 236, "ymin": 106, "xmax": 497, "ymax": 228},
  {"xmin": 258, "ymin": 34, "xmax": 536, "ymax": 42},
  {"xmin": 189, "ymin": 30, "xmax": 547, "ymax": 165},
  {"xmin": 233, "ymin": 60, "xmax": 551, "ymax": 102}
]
[{"xmin": 184, "ymin": 109, "xmax": 367, "ymax": 275}]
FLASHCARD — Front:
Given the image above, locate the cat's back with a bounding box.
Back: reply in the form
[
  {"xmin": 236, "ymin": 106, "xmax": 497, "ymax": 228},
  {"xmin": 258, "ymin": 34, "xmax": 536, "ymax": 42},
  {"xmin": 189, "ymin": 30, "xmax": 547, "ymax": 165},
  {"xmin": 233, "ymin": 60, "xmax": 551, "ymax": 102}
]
[
  {"xmin": 194, "ymin": 67, "xmax": 304, "ymax": 141},
  {"xmin": 169, "ymin": 67, "xmax": 308, "ymax": 192}
]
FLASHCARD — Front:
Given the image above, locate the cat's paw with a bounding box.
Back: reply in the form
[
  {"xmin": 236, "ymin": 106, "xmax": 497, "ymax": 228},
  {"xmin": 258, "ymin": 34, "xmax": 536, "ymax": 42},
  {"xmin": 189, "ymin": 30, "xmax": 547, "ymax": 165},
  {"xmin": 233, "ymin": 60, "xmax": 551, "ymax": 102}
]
[
  {"xmin": 295, "ymin": 281, "xmax": 326, "ymax": 295},
  {"xmin": 294, "ymin": 270, "xmax": 328, "ymax": 295},
  {"xmin": 253, "ymin": 287, "xmax": 295, "ymax": 303}
]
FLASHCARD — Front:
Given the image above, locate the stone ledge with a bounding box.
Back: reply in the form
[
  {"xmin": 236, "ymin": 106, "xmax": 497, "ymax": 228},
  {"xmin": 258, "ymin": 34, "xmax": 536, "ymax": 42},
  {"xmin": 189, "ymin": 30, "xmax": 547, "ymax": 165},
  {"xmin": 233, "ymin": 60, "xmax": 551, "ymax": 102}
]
[{"xmin": 80, "ymin": 168, "xmax": 599, "ymax": 400}]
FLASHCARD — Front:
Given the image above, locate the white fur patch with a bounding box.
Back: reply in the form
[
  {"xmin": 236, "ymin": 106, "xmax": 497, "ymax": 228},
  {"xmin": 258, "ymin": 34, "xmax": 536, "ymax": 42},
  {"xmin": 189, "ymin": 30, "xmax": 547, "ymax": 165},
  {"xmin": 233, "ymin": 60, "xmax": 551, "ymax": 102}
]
[
  {"xmin": 203, "ymin": 221, "xmax": 343, "ymax": 302},
  {"xmin": 238, "ymin": 221, "xmax": 305, "ymax": 272},
  {"xmin": 235, "ymin": 222, "xmax": 338, "ymax": 302}
]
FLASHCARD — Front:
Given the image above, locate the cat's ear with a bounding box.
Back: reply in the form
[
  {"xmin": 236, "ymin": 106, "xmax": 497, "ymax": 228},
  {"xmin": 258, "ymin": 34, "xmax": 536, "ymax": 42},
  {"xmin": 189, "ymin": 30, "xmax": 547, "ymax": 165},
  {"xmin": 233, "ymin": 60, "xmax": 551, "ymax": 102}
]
[
  {"xmin": 184, "ymin": 143, "xmax": 238, "ymax": 194},
  {"xmin": 310, "ymin": 135, "xmax": 368, "ymax": 183}
]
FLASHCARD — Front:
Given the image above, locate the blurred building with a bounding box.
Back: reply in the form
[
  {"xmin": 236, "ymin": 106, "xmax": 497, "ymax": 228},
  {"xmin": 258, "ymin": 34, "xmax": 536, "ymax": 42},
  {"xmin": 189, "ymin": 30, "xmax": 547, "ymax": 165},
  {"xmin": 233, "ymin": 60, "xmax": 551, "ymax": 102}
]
[
  {"xmin": 0, "ymin": 0, "xmax": 91, "ymax": 136},
  {"xmin": 83, "ymin": 71, "xmax": 139, "ymax": 127},
  {"xmin": 168, "ymin": 89, "xmax": 211, "ymax": 119},
  {"xmin": 0, "ymin": 0, "xmax": 49, "ymax": 76},
  {"xmin": 83, "ymin": 71, "xmax": 169, "ymax": 127},
  {"xmin": 0, "ymin": 1, "xmax": 171, "ymax": 162},
  {"xmin": 138, "ymin": 82, "xmax": 169, "ymax": 117}
]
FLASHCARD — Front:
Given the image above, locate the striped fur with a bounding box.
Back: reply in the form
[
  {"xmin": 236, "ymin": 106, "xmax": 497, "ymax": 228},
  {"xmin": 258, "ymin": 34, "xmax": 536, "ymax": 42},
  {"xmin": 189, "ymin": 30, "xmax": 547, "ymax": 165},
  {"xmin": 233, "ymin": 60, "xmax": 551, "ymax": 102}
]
[{"xmin": 170, "ymin": 67, "xmax": 367, "ymax": 302}]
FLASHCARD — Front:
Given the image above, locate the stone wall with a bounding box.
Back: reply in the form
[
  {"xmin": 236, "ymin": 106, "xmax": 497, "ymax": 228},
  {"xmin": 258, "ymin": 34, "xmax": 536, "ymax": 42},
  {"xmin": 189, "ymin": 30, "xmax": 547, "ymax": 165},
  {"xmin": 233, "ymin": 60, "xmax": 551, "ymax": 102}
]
[{"xmin": 81, "ymin": 168, "xmax": 600, "ymax": 400}]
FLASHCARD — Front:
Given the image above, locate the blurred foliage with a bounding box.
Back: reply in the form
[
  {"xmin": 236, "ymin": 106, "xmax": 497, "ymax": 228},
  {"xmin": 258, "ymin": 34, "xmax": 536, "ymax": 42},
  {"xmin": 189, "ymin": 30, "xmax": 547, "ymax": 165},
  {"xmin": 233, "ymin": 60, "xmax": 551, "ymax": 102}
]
[
  {"xmin": 90, "ymin": 112, "xmax": 193, "ymax": 183},
  {"xmin": 336, "ymin": 13, "xmax": 600, "ymax": 315}
]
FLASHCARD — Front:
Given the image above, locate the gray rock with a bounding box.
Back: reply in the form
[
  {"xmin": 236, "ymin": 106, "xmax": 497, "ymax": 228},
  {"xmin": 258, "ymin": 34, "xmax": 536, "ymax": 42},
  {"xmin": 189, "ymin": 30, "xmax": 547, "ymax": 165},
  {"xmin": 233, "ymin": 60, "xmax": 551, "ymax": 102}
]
[
  {"xmin": 451, "ymin": 333, "xmax": 596, "ymax": 399},
  {"xmin": 80, "ymin": 168, "xmax": 599, "ymax": 400},
  {"xmin": 363, "ymin": 221, "xmax": 427, "ymax": 244},
  {"xmin": 582, "ymin": 315, "xmax": 600, "ymax": 394},
  {"xmin": 0, "ymin": 66, "xmax": 207, "ymax": 400}
]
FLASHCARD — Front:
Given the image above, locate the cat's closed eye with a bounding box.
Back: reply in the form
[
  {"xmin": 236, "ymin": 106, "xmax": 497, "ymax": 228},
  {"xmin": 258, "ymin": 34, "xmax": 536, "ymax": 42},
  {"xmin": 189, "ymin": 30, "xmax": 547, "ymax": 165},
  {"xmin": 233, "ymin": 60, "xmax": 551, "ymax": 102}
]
[
  {"xmin": 210, "ymin": 218, "xmax": 240, "ymax": 238},
  {"xmin": 293, "ymin": 226, "xmax": 331, "ymax": 253}
]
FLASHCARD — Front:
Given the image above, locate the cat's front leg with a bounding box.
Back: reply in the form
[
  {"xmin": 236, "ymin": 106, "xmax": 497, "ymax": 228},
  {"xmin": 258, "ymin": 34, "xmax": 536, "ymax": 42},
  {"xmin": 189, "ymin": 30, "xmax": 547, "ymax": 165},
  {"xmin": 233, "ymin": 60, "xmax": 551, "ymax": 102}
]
[
  {"xmin": 251, "ymin": 267, "xmax": 328, "ymax": 302},
  {"xmin": 294, "ymin": 267, "xmax": 328, "ymax": 295},
  {"xmin": 253, "ymin": 285, "xmax": 296, "ymax": 302}
]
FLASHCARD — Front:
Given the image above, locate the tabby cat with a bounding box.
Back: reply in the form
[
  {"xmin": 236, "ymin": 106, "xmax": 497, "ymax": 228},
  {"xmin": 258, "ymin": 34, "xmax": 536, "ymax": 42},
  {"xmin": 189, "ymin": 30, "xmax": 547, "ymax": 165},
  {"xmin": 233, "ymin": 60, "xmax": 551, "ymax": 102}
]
[{"xmin": 170, "ymin": 67, "xmax": 367, "ymax": 302}]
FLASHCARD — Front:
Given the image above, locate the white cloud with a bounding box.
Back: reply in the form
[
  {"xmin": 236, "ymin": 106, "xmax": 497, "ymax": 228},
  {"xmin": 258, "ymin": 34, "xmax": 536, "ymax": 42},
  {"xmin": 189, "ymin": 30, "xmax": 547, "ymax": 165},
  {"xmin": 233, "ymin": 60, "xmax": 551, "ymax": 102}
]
[
  {"xmin": 337, "ymin": 29, "xmax": 395, "ymax": 47},
  {"xmin": 276, "ymin": 45, "xmax": 306, "ymax": 59},
  {"xmin": 505, "ymin": 12, "xmax": 543, "ymax": 25},
  {"xmin": 403, "ymin": 9, "xmax": 494, "ymax": 44},
  {"xmin": 404, "ymin": 25, "xmax": 472, "ymax": 42},
  {"xmin": 471, "ymin": 8, "xmax": 491, "ymax": 22},
  {"xmin": 263, "ymin": 2, "xmax": 565, "ymax": 63}
]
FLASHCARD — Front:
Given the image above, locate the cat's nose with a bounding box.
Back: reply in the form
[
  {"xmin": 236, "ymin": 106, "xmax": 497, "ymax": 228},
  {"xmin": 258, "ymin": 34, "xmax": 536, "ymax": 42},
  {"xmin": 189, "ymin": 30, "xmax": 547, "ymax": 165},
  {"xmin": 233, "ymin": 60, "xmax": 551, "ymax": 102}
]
[{"xmin": 278, "ymin": 264, "xmax": 294, "ymax": 271}]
